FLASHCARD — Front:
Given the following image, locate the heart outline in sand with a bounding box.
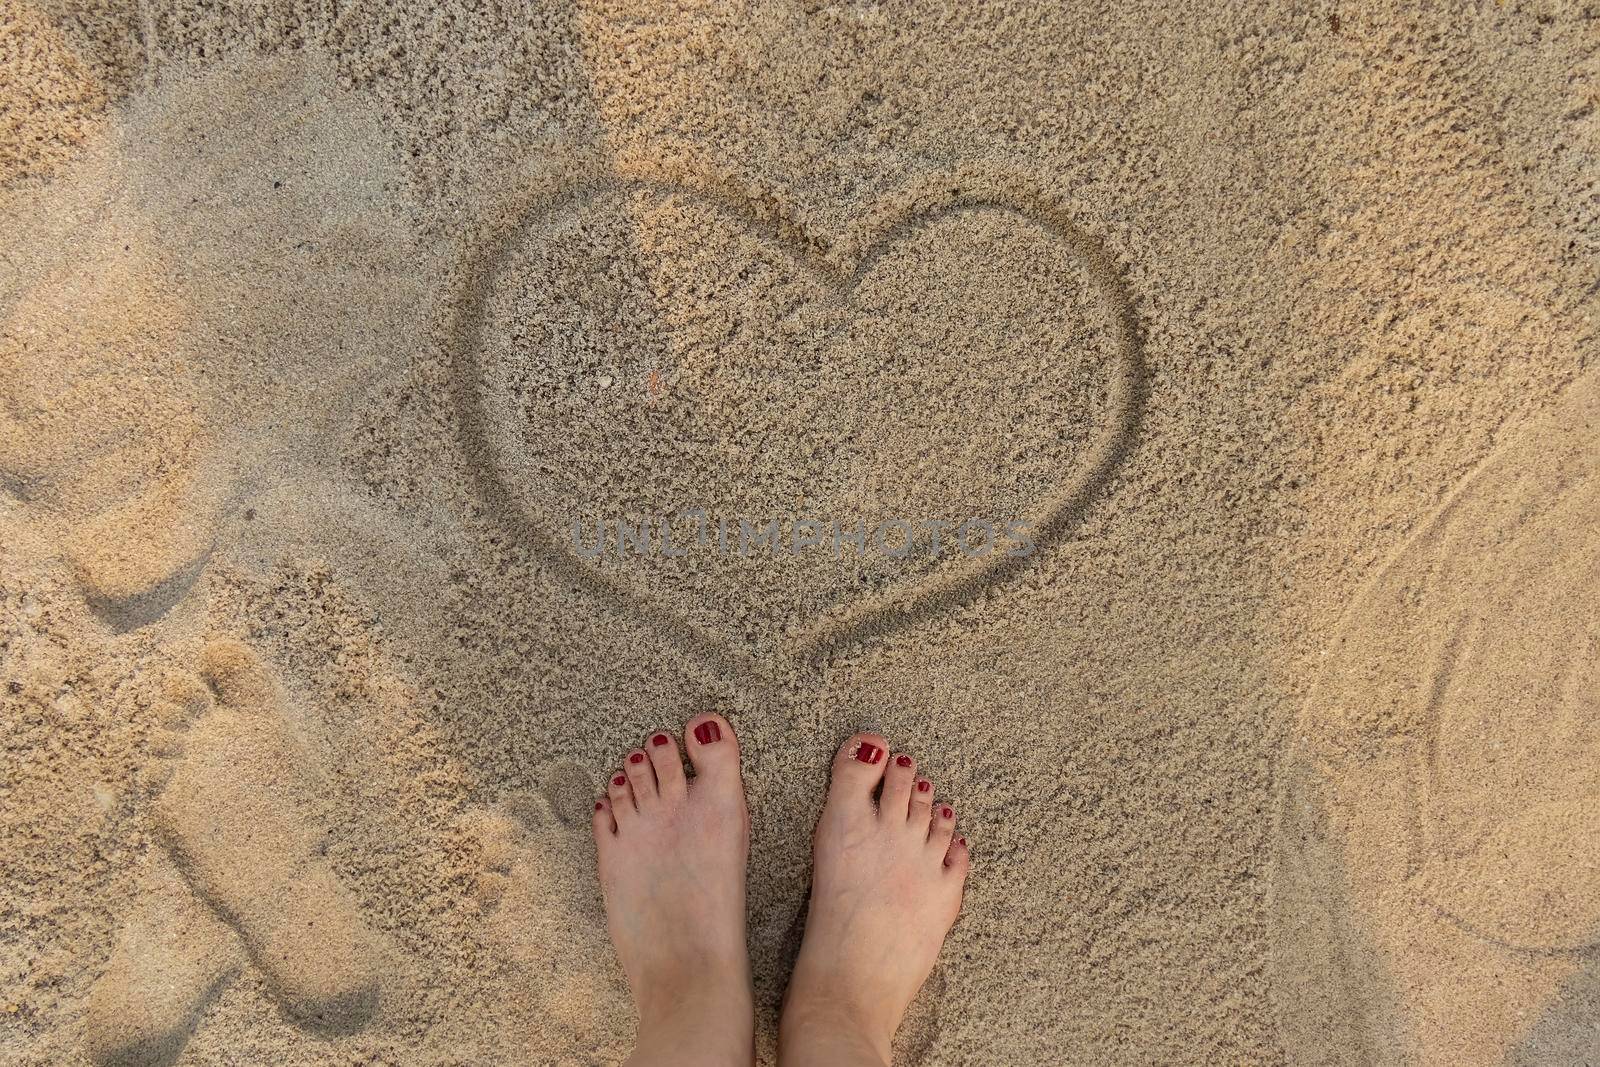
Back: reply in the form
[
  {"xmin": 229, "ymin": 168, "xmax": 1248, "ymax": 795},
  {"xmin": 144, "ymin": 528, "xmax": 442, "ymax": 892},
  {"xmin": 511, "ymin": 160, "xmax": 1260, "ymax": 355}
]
[{"xmin": 449, "ymin": 167, "xmax": 1145, "ymax": 679}]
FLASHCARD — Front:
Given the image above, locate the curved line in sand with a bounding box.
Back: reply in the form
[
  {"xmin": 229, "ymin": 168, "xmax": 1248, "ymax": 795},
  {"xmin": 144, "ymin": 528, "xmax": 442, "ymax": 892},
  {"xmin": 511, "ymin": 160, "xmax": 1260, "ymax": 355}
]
[
  {"xmin": 447, "ymin": 167, "xmax": 1146, "ymax": 678},
  {"xmin": 1274, "ymin": 369, "xmax": 1600, "ymax": 959}
]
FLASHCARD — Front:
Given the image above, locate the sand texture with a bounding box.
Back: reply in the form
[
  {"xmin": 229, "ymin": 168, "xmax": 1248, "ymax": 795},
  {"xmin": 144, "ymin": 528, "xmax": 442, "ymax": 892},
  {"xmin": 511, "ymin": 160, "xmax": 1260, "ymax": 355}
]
[{"xmin": 1, "ymin": 1, "xmax": 1597, "ymax": 1063}]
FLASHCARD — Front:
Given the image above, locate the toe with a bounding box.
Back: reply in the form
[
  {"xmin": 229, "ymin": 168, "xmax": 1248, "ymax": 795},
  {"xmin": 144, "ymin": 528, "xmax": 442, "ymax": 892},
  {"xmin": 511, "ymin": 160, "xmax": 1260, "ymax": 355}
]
[
  {"xmin": 684, "ymin": 712, "xmax": 740, "ymax": 784},
  {"xmin": 880, "ymin": 752, "xmax": 917, "ymax": 820},
  {"xmin": 829, "ymin": 733, "xmax": 890, "ymax": 803},
  {"xmin": 622, "ymin": 748, "xmax": 658, "ymax": 807},
  {"xmin": 645, "ymin": 730, "xmax": 687, "ymax": 801},
  {"xmin": 606, "ymin": 770, "xmax": 635, "ymax": 825},
  {"xmin": 592, "ymin": 796, "xmax": 616, "ymax": 839},
  {"xmin": 928, "ymin": 800, "xmax": 956, "ymax": 852},
  {"xmin": 196, "ymin": 639, "xmax": 275, "ymax": 708},
  {"xmin": 908, "ymin": 775, "xmax": 935, "ymax": 827},
  {"xmin": 944, "ymin": 833, "xmax": 970, "ymax": 876}
]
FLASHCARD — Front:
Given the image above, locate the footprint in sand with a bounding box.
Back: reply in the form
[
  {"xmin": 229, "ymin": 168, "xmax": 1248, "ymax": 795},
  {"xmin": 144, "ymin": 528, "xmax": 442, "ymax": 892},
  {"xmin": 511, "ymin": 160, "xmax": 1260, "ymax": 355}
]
[
  {"xmin": 88, "ymin": 640, "xmax": 384, "ymax": 1065},
  {"xmin": 3, "ymin": 53, "xmax": 431, "ymax": 635},
  {"xmin": 0, "ymin": 240, "xmax": 215, "ymax": 632},
  {"xmin": 465, "ymin": 765, "xmax": 632, "ymax": 1062},
  {"xmin": 1274, "ymin": 372, "xmax": 1600, "ymax": 1063},
  {"xmin": 152, "ymin": 640, "xmax": 385, "ymax": 1029},
  {"xmin": 85, "ymin": 857, "xmax": 243, "ymax": 1067}
]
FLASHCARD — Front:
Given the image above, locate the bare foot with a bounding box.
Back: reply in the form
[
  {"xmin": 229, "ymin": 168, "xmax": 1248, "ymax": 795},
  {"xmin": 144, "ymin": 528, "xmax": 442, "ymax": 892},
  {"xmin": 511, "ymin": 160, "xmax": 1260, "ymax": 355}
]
[
  {"xmin": 592, "ymin": 713, "xmax": 753, "ymax": 1067},
  {"xmin": 780, "ymin": 733, "xmax": 970, "ymax": 1067}
]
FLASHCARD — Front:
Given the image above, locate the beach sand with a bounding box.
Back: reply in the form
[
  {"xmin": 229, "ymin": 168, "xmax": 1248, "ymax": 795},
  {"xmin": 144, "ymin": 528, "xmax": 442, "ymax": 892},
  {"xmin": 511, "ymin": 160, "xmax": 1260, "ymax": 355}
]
[{"xmin": 1, "ymin": 1, "xmax": 1596, "ymax": 1063}]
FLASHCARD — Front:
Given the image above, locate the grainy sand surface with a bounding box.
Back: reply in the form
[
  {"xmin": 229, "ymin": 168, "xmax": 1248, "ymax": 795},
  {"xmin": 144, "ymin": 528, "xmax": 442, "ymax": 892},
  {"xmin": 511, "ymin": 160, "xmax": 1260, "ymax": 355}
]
[{"xmin": 1, "ymin": 2, "xmax": 1596, "ymax": 1064}]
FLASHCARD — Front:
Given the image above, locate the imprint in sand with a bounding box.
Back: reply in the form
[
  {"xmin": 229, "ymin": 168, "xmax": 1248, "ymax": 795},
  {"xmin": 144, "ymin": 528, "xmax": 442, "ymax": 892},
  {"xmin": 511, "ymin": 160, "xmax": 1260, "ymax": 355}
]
[
  {"xmin": 151, "ymin": 640, "xmax": 385, "ymax": 1032},
  {"xmin": 87, "ymin": 666, "xmax": 244, "ymax": 1067},
  {"xmin": 0, "ymin": 241, "xmax": 213, "ymax": 631},
  {"xmin": 451, "ymin": 169, "xmax": 1144, "ymax": 676},
  {"xmin": 85, "ymin": 858, "xmax": 243, "ymax": 1067},
  {"xmin": 1273, "ymin": 371, "xmax": 1600, "ymax": 1063},
  {"xmin": 467, "ymin": 773, "xmax": 630, "ymax": 1059},
  {"xmin": 89, "ymin": 641, "xmax": 386, "ymax": 1064}
]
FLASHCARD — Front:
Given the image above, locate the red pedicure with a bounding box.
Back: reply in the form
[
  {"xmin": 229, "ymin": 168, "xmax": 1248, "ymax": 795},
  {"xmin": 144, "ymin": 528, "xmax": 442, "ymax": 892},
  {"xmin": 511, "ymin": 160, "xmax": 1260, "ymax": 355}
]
[
  {"xmin": 941, "ymin": 806, "xmax": 953, "ymax": 819},
  {"xmin": 612, "ymin": 774, "xmax": 627, "ymax": 787},
  {"xmin": 916, "ymin": 780, "xmax": 931, "ymax": 793},
  {"xmin": 651, "ymin": 733, "xmax": 670, "ymax": 747},
  {"xmin": 895, "ymin": 754, "xmax": 913, "ymax": 767},
  {"xmin": 595, "ymin": 800, "xmax": 605, "ymax": 811},
  {"xmin": 956, "ymin": 835, "xmax": 966, "ymax": 847},
  {"xmin": 694, "ymin": 721, "xmax": 722, "ymax": 745},
  {"xmin": 628, "ymin": 752, "xmax": 645, "ymax": 764},
  {"xmin": 854, "ymin": 742, "xmax": 883, "ymax": 764}
]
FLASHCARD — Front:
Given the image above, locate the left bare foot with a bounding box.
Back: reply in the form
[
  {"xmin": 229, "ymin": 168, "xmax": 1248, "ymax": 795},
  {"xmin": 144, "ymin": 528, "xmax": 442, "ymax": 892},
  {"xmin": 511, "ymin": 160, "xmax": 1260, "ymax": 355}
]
[{"xmin": 593, "ymin": 713, "xmax": 753, "ymax": 1067}]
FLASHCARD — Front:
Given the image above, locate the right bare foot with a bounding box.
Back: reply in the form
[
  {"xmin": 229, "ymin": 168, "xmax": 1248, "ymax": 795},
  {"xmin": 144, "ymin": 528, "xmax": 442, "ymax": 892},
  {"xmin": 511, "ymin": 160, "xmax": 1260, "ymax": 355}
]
[{"xmin": 780, "ymin": 733, "xmax": 970, "ymax": 1067}]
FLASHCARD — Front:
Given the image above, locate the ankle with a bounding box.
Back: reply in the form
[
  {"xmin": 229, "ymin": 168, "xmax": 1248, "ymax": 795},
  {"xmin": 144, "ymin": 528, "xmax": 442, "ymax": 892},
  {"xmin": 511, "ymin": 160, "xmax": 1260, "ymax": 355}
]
[
  {"xmin": 635, "ymin": 977, "xmax": 755, "ymax": 1066},
  {"xmin": 778, "ymin": 990, "xmax": 894, "ymax": 1067}
]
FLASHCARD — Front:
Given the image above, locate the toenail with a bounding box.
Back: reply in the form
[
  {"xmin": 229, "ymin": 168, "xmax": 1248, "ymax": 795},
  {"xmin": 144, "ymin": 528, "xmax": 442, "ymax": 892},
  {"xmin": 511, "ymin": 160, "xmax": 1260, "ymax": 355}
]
[
  {"xmin": 628, "ymin": 752, "xmax": 645, "ymax": 764},
  {"xmin": 612, "ymin": 774, "xmax": 627, "ymax": 787},
  {"xmin": 956, "ymin": 835, "xmax": 966, "ymax": 846},
  {"xmin": 916, "ymin": 780, "xmax": 931, "ymax": 793},
  {"xmin": 854, "ymin": 742, "xmax": 884, "ymax": 764},
  {"xmin": 651, "ymin": 733, "xmax": 670, "ymax": 746},
  {"xmin": 693, "ymin": 721, "xmax": 722, "ymax": 745},
  {"xmin": 595, "ymin": 800, "xmax": 605, "ymax": 811},
  {"xmin": 895, "ymin": 754, "xmax": 913, "ymax": 767},
  {"xmin": 941, "ymin": 806, "xmax": 953, "ymax": 819}
]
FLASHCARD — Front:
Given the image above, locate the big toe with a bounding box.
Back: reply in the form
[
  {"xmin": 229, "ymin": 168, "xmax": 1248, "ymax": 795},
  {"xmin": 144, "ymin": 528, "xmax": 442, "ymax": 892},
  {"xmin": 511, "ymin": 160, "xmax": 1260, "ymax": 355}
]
[
  {"xmin": 197, "ymin": 639, "xmax": 276, "ymax": 709},
  {"xmin": 827, "ymin": 732, "xmax": 890, "ymax": 805},
  {"xmin": 684, "ymin": 712, "xmax": 741, "ymax": 791}
]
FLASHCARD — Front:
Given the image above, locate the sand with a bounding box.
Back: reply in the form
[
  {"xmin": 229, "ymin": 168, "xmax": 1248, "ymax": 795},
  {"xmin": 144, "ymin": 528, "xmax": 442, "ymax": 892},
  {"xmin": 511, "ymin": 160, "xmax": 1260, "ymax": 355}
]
[{"xmin": 0, "ymin": 1, "xmax": 1595, "ymax": 1064}]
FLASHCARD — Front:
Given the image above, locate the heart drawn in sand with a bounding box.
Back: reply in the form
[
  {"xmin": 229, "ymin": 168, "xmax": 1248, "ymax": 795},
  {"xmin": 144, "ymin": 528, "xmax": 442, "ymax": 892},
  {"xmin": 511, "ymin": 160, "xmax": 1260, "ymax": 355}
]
[{"xmin": 451, "ymin": 169, "xmax": 1143, "ymax": 676}]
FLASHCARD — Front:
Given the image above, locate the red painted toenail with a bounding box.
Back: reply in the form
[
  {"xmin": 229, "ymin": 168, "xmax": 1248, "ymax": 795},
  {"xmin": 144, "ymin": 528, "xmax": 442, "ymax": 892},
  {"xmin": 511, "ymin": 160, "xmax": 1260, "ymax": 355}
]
[
  {"xmin": 628, "ymin": 752, "xmax": 645, "ymax": 764},
  {"xmin": 612, "ymin": 774, "xmax": 627, "ymax": 787},
  {"xmin": 651, "ymin": 733, "xmax": 670, "ymax": 747},
  {"xmin": 693, "ymin": 721, "xmax": 722, "ymax": 745},
  {"xmin": 854, "ymin": 742, "xmax": 883, "ymax": 764},
  {"xmin": 895, "ymin": 754, "xmax": 913, "ymax": 767},
  {"xmin": 916, "ymin": 780, "xmax": 931, "ymax": 793},
  {"xmin": 957, "ymin": 835, "xmax": 966, "ymax": 846},
  {"xmin": 595, "ymin": 800, "xmax": 605, "ymax": 811},
  {"xmin": 941, "ymin": 806, "xmax": 953, "ymax": 819}
]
